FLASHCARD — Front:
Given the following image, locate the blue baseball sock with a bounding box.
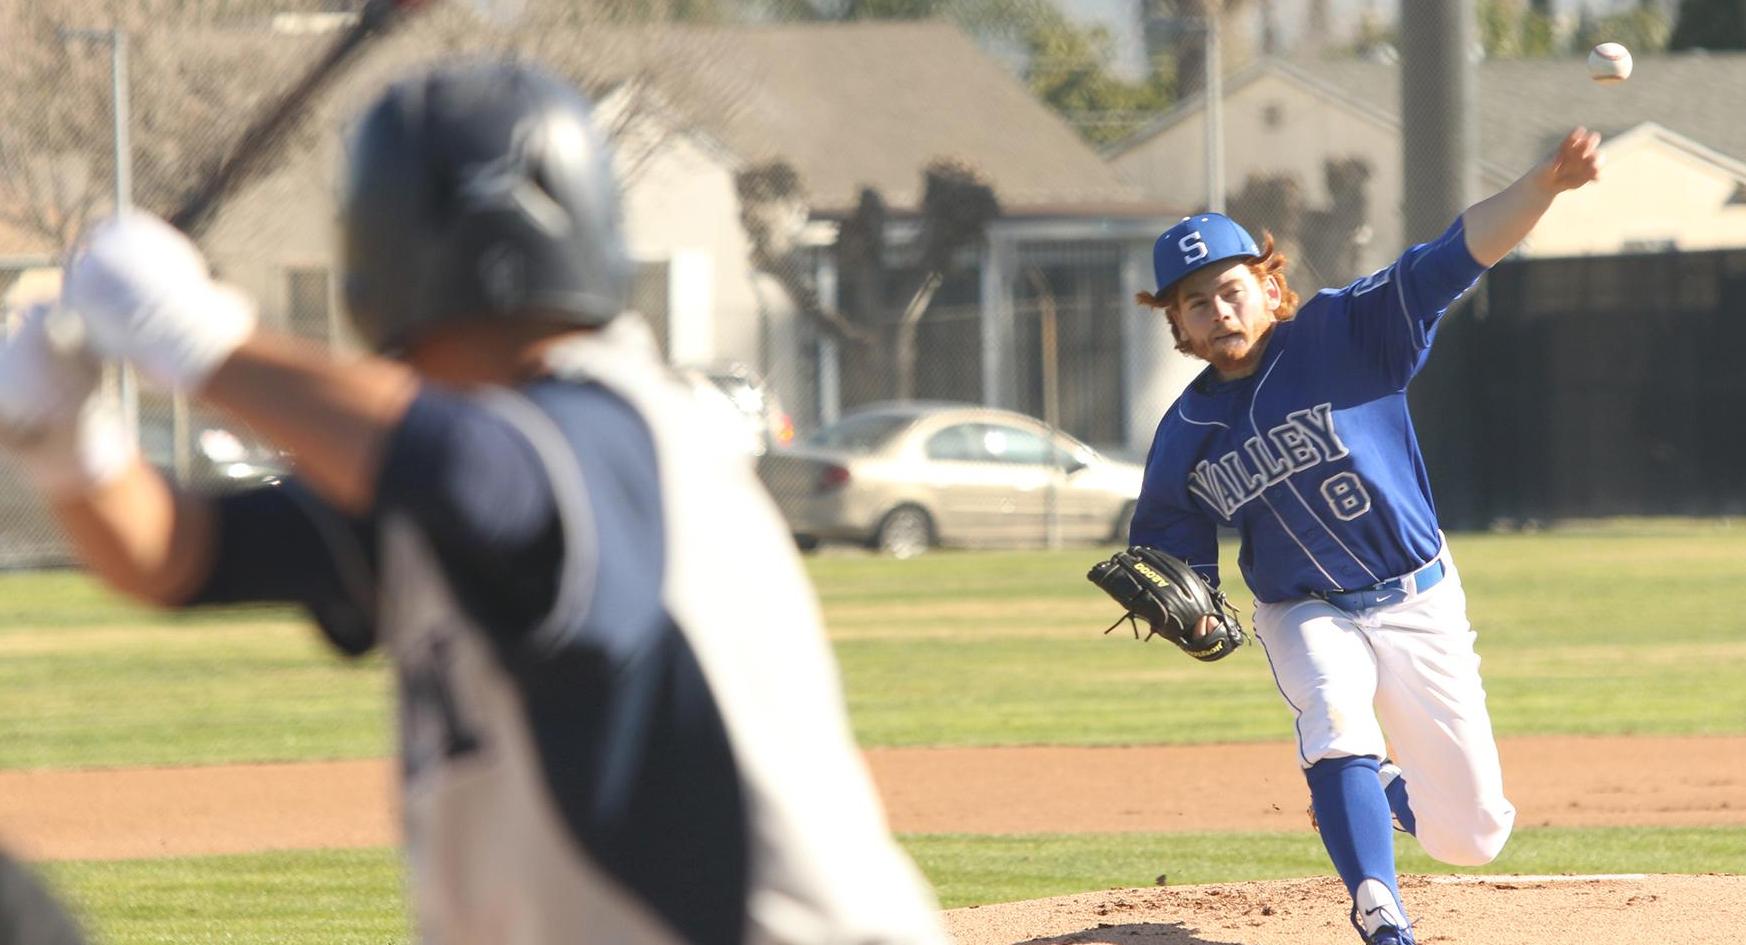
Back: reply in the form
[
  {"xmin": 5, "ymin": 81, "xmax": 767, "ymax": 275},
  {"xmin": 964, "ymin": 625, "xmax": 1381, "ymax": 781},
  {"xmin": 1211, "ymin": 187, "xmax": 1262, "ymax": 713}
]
[{"xmin": 1306, "ymin": 755, "xmax": 1407, "ymax": 924}]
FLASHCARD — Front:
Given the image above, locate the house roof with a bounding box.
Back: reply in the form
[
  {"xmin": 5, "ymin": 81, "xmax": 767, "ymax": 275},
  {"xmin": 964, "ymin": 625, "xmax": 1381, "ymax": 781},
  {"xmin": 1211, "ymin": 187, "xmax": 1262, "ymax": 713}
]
[
  {"xmin": 1111, "ymin": 52, "xmax": 1746, "ymax": 181},
  {"xmin": 9, "ymin": 19, "xmax": 1142, "ymax": 243},
  {"xmin": 587, "ymin": 22, "xmax": 1142, "ymax": 215}
]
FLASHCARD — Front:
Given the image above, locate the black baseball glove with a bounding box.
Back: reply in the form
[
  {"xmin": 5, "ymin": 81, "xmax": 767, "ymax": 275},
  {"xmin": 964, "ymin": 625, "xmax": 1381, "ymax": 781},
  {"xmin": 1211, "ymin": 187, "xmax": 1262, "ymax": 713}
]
[{"xmin": 1087, "ymin": 546, "xmax": 1245, "ymax": 662}]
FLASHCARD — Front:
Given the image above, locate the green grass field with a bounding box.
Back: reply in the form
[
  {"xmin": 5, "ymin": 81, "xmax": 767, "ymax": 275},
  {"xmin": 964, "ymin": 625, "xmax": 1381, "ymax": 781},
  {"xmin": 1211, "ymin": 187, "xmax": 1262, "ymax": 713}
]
[
  {"xmin": 44, "ymin": 849, "xmax": 407, "ymax": 945},
  {"xmin": 5, "ymin": 520, "xmax": 1744, "ymax": 767},
  {"xmin": 37, "ymin": 826, "xmax": 1746, "ymax": 941},
  {"xmin": 4, "ymin": 519, "xmax": 1744, "ymax": 939}
]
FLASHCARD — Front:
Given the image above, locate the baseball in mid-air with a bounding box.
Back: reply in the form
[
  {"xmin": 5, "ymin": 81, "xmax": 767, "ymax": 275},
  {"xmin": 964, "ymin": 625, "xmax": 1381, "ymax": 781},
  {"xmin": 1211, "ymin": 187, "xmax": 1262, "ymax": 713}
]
[{"xmin": 1588, "ymin": 42, "xmax": 1632, "ymax": 84}]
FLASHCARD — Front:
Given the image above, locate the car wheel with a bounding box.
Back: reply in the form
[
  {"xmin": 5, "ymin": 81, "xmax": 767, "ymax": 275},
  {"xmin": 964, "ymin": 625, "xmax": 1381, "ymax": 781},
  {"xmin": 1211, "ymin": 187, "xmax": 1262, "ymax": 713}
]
[
  {"xmin": 1112, "ymin": 502, "xmax": 1135, "ymax": 545},
  {"xmin": 793, "ymin": 534, "xmax": 820, "ymax": 553},
  {"xmin": 873, "ymin": 505, "xmax": 933, "ymax": 559}
]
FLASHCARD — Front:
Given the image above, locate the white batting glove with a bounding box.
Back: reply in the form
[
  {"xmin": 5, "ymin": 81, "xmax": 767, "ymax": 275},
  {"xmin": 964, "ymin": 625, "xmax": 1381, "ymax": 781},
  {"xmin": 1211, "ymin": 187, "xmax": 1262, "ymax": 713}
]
[
  {"xmin": 61, "ymin": 212, "xmax": 256, "ymax": 392},
  {"xmin": 0, "ymin": 304, "xmax": 138, "ymax": 498}
]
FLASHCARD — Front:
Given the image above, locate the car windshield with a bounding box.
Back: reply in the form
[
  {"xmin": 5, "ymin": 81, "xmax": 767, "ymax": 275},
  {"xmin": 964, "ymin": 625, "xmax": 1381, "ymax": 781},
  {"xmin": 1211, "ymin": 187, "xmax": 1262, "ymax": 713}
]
[
  {"xmin": 1057, "ymin": 433, "xmax": 1099, "ymax": 465},
  {"xmin": 807, "ymin": 413, "xmax": 912, "ymax": 453}
]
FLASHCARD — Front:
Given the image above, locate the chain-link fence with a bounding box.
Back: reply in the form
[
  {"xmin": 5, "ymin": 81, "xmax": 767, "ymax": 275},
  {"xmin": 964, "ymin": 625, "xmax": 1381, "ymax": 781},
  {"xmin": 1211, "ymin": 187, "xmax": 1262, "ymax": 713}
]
[{"xmin": 3, "ymin": 1, "xmax": 1744, "ymax": 565}]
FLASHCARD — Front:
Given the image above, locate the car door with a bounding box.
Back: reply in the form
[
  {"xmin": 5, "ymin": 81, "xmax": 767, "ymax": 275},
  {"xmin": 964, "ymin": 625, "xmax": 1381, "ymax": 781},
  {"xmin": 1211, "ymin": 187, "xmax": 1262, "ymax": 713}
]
[
  {"xmin": 1051, "ymin": 439, "xmax": 1117, "ymax": 543},
  {"xmin": 970, "ymin": 422, "xmax": 1058, "ymax": 546},
  {"xmin": 919, "ymin": 422, "xmax": 1007, "ymax": 544}
]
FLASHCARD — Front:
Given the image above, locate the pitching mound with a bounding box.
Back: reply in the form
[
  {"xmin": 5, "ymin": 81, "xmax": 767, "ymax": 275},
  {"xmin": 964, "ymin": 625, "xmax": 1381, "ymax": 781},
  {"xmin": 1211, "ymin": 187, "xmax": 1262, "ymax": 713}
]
[{"xmin": 945, "ymin": 873, "xmax": 1745, "ymax": 944}]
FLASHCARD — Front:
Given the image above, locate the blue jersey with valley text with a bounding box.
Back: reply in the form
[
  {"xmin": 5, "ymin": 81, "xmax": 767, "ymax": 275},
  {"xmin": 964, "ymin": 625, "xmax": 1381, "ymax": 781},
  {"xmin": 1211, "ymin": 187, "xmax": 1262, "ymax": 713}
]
[{"xmin": 1130, "ymin": 219, "xmax": 1488, "ymax": 604}]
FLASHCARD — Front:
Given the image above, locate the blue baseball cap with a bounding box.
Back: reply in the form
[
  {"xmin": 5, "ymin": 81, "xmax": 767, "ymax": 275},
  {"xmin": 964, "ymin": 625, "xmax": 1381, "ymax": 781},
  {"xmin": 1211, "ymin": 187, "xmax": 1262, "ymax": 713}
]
[{"xmin": 1151, "ymin": 213, "xmax": 1260, "ymax": 297}]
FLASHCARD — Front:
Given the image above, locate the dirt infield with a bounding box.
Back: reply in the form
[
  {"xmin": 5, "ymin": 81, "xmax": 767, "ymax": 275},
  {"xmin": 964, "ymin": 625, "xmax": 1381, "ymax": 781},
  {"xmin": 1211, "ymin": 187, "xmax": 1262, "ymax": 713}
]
[
  {"xmin": 943, "ymin": 874, "xmax": 1746, "ymax": 944},
  {"xmin": 1, "ymin": 734, "xmax": 1742, "ymax": 862},
  {"xmin": 2, "ymin": 736, "xmax": 1741, "ymax": 943},
  {"xmin": 868, "ymin": 735, "xmax": 1746, "ymax": 835}
]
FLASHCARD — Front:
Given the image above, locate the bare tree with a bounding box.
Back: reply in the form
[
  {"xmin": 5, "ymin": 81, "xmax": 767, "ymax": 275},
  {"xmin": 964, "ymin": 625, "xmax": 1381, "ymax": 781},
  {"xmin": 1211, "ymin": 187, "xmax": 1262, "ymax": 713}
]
[
  {"xmin": 1226, "ymin": 169, "xmax": 1304, "ymax": 274},
  {"xmin": 1152, "ymin": 0, "xmax": 1256, "ymax": 98},
  {"xmin": 0, "ymin": 1, "xmax": 316, "ymax": 252},
  {"xmin": 1226, "ymin": 155, "xmax": 1374, "ymax": 290},
  {"xmin": 0, "ymin": 0, "xmax": 747, "ymax": 255},
  {"xmin": 892, "ymin": 159, "xmax": 998, "ymax": 401},
  {"xmin": 1303, "ymin": 0, "xmax": 1331, "ymax": 56},
  {"xmin": 735, "ymin": 160, "xmax": 878, "ymax": 349},
  {"xmin": 1258, "ymin": 0, "xmax": 1282, "ymax": 55},
  {"xmin": 0, "ymin": 3, "xmax": 118, "ymax": 251},
  {"xmin": 1301, "ymin": 156, "xmax": 1372, "ymax": 286},
  {"xmin": 737, "ymin": 158, "xmax": 999, "ymax": 406}
]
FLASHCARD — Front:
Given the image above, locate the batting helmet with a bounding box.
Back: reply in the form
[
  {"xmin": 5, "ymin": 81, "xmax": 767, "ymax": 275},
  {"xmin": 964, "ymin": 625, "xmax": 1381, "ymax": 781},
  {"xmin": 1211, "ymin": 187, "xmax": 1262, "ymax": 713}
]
[
  {"xmin": 341, "ymin": 61, "xmax": 631, "ymax": 354},
  {"xmin": 1150, "ymin": 213, "xmax": 1260, "ymax": 299}
]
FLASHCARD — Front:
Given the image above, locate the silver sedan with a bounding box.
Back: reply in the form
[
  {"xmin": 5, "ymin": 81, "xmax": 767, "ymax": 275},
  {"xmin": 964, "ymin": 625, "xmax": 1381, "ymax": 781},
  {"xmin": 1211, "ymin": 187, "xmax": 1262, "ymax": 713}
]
[{"xmin": 758, "ymin": 403, "xmax": 1144, "ymax": 557}]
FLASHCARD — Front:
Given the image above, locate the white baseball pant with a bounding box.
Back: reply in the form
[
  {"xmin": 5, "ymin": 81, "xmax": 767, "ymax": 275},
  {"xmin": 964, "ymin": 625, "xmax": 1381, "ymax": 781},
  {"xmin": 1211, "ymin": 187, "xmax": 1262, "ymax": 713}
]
[{"xmin": 1253, "ymin": 551, "xmax": 1516, "ymax": 865}]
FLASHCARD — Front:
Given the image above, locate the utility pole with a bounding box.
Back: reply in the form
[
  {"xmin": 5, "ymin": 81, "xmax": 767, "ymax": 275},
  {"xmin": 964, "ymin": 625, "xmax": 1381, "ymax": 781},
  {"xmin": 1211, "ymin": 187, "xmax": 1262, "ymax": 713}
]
[
  {"xmin": 1399, "ymin": 1, "xmax": 1481, "ymax": 527},
  {"xmin": 62, "ymin": 29, "xmax": 160, "ymax": 476},
  {"xmin": 1204, "ymin": 4, "xmax": 1225, "ymax": 212},
  {"xmin": 1399, "ymin": 1, "xmax": 1476, "ymax": 241},
  {"xmin": 62, "ymin": 29, "xmax": 132, "ymax": 211}
]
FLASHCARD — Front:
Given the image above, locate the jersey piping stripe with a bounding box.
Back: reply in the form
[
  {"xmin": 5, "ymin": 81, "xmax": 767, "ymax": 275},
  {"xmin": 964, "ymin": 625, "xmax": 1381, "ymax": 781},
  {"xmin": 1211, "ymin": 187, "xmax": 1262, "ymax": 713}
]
[
  {"xmin": 1175, "ymin": 410, "xmax": 1229, "ymax": 430},
  {"xmin": 1250, "ymin": 342, "xmax": 1382, "ymax": 586},
  {"xmin": 1252, "ymin": 629, "xmax": 1313, "ymax": 768},
  {"xmin": 1172, "ymin": 405, "xmax": 1228, "ymax": 563},
  {"xmin": 1394, "ymin": 257, "xmax": 1429, "ymax": 352},
  {"xmin": 1257, "ymin": 490, "xmax": 1339, "ymax": 586},
  {"xmin": 475, "ymin": 388, "xmax": 601, "ymax": 656},
  {"xmin": 1279, "ymin": 477, "xmax": 1381, "ymax": 584},
  {"xmin": 1241, "ymin": 355, "xmax": 1342, "ymax": 587}
]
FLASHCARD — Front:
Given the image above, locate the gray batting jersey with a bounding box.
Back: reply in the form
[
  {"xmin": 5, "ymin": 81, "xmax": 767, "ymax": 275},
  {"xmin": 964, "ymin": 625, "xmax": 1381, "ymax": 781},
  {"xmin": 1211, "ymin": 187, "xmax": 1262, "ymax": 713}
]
[{"xmin": 378, "ymin": 316, "xmax": 946, "ymax": 944}]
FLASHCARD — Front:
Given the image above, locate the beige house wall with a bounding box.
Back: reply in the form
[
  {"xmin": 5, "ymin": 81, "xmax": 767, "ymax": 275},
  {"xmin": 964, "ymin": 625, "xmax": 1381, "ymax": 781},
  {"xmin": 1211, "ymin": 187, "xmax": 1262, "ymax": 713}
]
[
  {"xmin": 1112, "ymin": 73, "xmax": 1746, "ymax": 272},
  {"xmin": 195, "ymin": 98, "xmax": 793, "ymax": 391},
  {"xmin": 1518, "ymin": 129, "xmax": 1746, "ymax": 258},
  {"xmin": 609, "ymin": 98, "xmax": 811, "ymax": 425},
  {"xmin": 204, "ymin": 135, "xmax": 345, "ymax": 339},
  {"xmin": 1109, "ymin": 72, "xmax": 1409, "ymax": 280},
  {"xmin": 613, "ymin": 110, "xmax": 766, "ymax": 370}
]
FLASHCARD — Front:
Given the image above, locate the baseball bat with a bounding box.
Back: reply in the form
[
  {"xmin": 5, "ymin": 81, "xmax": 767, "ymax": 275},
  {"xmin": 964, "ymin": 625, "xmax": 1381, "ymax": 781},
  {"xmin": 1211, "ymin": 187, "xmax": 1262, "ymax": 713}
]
[
  {"xmin": 47, "ymin": 0, "xmax": 482, "ymax": 353},
  {"xmin": 171, "ymin": 0, "xmax": 434, "ymax": 237}
]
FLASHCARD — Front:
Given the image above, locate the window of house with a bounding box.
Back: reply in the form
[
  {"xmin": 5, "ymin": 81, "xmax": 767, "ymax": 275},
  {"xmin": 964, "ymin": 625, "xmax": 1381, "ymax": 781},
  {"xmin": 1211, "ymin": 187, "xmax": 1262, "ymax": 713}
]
[
  {"xmin": 1619, "ymin": 238, "xmax": 1678, "ymax": 254},
  {"xmin": 630, "ymin": 259, "xmax": 671, "ymax": 359}
]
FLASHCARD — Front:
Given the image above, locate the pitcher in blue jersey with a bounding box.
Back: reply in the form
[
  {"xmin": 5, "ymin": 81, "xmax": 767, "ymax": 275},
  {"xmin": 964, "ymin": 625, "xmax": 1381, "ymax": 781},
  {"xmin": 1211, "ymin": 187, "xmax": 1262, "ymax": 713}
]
[{"xmin": 1131, "ymin": 128, "xmax": 1603, "ymax": 945}]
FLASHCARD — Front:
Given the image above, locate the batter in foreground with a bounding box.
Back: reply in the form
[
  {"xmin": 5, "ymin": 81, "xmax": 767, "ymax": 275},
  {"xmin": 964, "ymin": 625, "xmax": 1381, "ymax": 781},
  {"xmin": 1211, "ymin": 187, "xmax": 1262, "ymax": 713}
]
[
  {"xmin": 0, "ymin": 61, "xmax": 946, "ymax": 944},
  {"xmin": 1129, "ymin": 128, "xmax": 1603, "ymax": 945}
]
